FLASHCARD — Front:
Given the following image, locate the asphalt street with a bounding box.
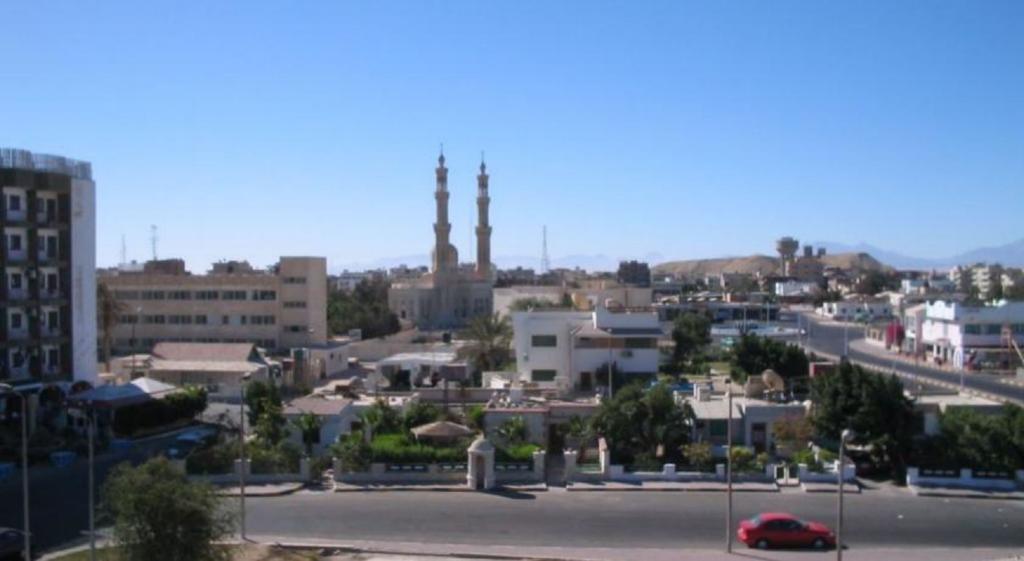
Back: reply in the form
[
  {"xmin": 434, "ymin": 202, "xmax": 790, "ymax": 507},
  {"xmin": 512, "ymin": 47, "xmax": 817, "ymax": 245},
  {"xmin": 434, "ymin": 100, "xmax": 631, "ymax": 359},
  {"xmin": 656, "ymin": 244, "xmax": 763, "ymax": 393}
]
[
  {"xmin": 244, "ymin": 489, "xmax": 1024, "ymax": 551},
  {"xmin": 800, "ymin": 314, "xmax": 1024, "ymax": 405}
]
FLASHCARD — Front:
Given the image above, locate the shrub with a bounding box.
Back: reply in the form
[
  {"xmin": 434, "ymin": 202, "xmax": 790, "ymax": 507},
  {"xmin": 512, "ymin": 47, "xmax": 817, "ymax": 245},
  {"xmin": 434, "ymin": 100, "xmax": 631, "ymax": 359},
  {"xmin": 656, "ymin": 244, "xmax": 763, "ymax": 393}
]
[
  {"xmin": 680, "ymin": 442, "xmax": 714, "ymax": 471},
  {"xmin": 466, "ymin": 405, "xmax": 485, "ymax": 431},
  {"xmin": 332, "ymin": 435, "xmax": 371, "ymax": 472},
  {"xmin": 729, "ymin": 446, "xmax": 756, "ymax": 473},
  {"xmin": 368, "ymin": 433, "xmax": 468, "ymax": 464},
  {"xmin": 496, "ymin": 443, "xmax": 539, "ymax": 463},
  {"xmin": 249, "ymin": 442, "xmax": 301, "ymax": 474},
  {"xmin": 402, "ymin": 402, "xmax": 444, "ymax": 432}
]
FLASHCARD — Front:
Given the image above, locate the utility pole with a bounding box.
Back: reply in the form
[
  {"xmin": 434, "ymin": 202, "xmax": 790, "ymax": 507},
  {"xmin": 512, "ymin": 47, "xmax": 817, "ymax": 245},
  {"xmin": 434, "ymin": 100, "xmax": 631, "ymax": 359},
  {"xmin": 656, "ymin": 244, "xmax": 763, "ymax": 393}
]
[
  {"xmin": 88, "ymin": 409, "xmax": 96, "ymax": 561},
  {"xmin": 726, "ymin": 381, "xmax": 733, "ymax": 553},
  {"xmin": 837, "ymin": 429, "xmax": 853, "ymax": 561}
]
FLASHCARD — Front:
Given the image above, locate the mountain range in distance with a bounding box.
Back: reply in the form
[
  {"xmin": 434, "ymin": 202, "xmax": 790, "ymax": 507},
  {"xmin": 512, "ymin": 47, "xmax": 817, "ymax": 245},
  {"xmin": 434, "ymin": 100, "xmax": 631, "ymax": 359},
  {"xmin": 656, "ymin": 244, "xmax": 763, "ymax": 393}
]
[
  {"xmin": 332, "ymin": 238, "xmax": 1024, "ymax": 274},
  {"xmin": 811, "ymin": 238, "xmax": 1024, "ymax": 270}
]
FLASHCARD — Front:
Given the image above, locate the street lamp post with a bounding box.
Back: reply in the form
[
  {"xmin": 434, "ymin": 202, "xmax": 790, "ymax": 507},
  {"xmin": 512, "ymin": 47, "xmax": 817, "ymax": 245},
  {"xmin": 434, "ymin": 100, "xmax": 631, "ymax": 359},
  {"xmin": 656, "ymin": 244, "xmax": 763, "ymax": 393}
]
[
  {"xmin": 725, "ymin": 380, "xmax": 733, "ymax": 553},
  {"xmin": 238, "ymin": 372, "xmax": 252, "ymax": 541},
  {"xmin": 0, "ymin": 384, "xmax": 30, "ymax": 561},
  {"xmin": 843, "ymin": 322, "xmax": 850, "ymax": 358},
  {"xmin": 837, "ymin": 429, "xmax": 854, "ymax": 561},
  {"xmin": 87, "ymin": 407, "xmax": 96, "ymax": 561},
  {"xmin": 130, "ymin": 306, "xmax": 142, "ymax": 376}
]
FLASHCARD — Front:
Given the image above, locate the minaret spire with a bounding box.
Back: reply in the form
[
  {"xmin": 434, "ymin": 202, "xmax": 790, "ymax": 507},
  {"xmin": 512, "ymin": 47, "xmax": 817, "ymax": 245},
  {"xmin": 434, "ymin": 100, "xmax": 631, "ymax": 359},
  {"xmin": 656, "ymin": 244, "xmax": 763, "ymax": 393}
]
[
  {"xmin": 433, "ymin": 148, "xmax": 454, "ymax": 273},
  {"xmin": 475, "ymin": 152, "xmax": 492, "ymax": 277}
]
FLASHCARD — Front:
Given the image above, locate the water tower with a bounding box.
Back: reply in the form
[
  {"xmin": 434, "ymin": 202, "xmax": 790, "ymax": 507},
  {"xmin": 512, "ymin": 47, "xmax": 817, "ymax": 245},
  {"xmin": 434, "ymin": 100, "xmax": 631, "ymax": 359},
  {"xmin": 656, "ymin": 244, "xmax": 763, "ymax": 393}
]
[{"xmin": 776, "ymin": 237, "xmax": 799, "ymax": 276}]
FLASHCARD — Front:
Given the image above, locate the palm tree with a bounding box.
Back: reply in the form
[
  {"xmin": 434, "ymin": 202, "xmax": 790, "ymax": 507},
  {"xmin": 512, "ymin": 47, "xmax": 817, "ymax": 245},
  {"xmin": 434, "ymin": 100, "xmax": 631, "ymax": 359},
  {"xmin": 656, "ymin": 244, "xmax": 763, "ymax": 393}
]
[
  {"xmin": 97, "ymin": 283, "xmax": 127, "ymax": 373},
  {"xmin": 293, "ymin": 412, "xmax": 323, "ymax": 456},
  {"xmin": 460, "ymin": 312, "xmax": 512, "ymax": 373}
]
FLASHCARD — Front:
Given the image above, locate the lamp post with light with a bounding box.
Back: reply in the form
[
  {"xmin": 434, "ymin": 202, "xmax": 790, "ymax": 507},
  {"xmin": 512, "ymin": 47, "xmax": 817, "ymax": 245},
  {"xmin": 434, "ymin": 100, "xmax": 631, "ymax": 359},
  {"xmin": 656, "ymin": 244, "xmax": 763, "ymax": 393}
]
[{"xmin": 0, "ymin": 383, "xmax": 31, "ymax": 561}]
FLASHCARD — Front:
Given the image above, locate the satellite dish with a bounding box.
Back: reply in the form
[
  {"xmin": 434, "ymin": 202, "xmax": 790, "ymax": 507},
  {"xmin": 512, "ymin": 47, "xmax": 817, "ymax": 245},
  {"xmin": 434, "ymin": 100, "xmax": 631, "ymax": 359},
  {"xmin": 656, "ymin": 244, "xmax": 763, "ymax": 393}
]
[{"xmin": 761, "ymin": 369, "xmax": 785, "ymax": 392}]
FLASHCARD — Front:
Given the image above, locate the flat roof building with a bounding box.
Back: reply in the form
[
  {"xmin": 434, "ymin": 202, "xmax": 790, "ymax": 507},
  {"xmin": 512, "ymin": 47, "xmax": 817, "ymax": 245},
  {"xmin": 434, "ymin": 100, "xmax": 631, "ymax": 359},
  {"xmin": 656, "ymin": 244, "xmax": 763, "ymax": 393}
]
[
  {"xmin": 1, "ymin": 148, "xmax": 97, "ymax": 389},
  {"xmin": 99, "ymin": 256, "xmax": 327, "ymax": 355}
]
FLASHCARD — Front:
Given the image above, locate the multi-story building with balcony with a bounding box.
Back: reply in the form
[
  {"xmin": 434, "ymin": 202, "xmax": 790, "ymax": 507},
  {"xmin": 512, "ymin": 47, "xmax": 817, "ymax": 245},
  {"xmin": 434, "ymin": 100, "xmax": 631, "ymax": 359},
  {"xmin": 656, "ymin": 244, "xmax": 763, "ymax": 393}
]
[
  {"xmin": 1, "ymin": 148, "xmax": 97, "ymax": 389},
  {"xmin": 99, "ymin": 256, "xmax": 328, "ymax": 354},
  {"xmin": 914, "ymin": 300, "xmax": 1024, "ymax": 369}
]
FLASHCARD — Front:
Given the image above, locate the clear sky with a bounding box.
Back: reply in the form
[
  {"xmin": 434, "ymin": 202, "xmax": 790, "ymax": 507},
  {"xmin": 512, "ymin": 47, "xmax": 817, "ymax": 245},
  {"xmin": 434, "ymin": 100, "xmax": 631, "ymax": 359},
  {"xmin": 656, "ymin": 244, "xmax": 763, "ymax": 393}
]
[{"xmin": 2, "ymin": 1, "xmax": 1022, "ymax": 272}]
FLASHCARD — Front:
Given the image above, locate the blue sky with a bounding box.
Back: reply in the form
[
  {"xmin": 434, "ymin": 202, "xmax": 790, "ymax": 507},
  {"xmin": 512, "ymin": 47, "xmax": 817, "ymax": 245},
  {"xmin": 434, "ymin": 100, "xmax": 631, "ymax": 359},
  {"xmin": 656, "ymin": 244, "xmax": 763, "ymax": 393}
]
[{"xmin": 2, "ymin": 1, "xmax": 1022, "ymax": 272}]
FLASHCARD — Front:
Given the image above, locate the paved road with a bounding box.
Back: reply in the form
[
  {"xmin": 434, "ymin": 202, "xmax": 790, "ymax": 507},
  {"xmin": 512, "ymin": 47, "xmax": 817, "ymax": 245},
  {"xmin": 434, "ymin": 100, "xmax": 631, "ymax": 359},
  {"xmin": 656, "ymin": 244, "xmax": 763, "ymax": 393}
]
[
  {"xmin": 245, "ymin": 489, "xmax": 1024, "ymax": 551},
  {"xmin": 801, "ymin": 314, "xmax": 1024, "ymax": 405},
  {"xmin": 0, "ymin": 430, "xmax": 184, "ymax": 552}
]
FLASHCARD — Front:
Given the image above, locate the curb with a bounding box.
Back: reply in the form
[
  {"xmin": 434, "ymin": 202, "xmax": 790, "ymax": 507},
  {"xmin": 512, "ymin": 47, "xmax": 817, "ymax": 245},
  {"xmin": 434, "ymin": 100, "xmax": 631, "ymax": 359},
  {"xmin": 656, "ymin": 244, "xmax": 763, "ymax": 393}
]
[
  {"xmin": 909, "ymin": 486, "xmax": 1024, "ymax": 501},
  {"xmin": 565, "ymin": 484, "xmax": 779, "ymax": 492},
  {"xmin": 333, "ymin": 484, "xmax": 548, "ymax": 493},
  {"xmin": 216, "ymin": 483, "xmax": 306, "ymax": 497}
]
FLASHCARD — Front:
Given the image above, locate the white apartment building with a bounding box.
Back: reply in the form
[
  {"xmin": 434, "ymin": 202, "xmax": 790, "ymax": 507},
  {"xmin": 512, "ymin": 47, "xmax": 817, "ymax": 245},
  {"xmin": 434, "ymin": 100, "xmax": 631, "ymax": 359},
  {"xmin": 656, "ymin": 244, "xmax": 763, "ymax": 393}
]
[
  {"xmin": 774, "ymin": 280, "xmax": 820, "ymax": 298},
  {"xmin": 817, "ymin": 297, "xmax": 892, "ymax": 322},
  {"xmin": 100, "ymin": 256, "xmax": 327, "ymax": 354},
  {"xmin": 2, "ymin": 148, "xmax": 97, "ymax": 389},
  {"xmin": 915, "ymin": 300, "xmax": 1024, "ymax": 369},
  {"xmin": 900, "ymin": 277, "xmax": 956, "ymax": 295},
  {"xmin": 511, "ymin": 307, "xmax": 663, "ymax": 394}
]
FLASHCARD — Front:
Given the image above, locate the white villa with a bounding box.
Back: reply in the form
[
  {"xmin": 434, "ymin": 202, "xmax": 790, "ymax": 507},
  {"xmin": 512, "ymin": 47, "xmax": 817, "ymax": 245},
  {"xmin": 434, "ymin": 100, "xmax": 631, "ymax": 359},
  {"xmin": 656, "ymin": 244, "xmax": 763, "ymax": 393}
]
[
  {"xmin": 508, "ymin": 306, "xmax": 663, "ymax": 394},
  {"xmin": 911, "ymin": 300, "xmax": 1024, "ymax": 369}
]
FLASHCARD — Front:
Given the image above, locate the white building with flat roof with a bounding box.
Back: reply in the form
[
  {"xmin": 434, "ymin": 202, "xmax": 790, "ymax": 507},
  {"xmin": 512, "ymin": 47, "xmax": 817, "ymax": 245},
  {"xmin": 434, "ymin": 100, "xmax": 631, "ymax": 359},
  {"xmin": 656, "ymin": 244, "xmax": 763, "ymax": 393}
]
[
  {"xmin": 511, "ymin": 307, "xmax": 662, "ymax": 394},
  {"xmin": 918, "ymin": 300, "xmax": 1024, "ymax": 369}
]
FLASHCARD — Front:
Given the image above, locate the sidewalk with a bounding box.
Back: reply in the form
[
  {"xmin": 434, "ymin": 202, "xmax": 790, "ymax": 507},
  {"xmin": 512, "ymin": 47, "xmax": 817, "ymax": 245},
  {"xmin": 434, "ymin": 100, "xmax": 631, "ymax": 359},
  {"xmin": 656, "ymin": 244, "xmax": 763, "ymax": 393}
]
[
  {"xmin": 217, "ymin": 482, "xmax": 306, "ymax": 496},
  {"xmin": 909, "ymin": 485, "xmax": 1024, "ymax": 501},
  {"xmin": 333, "ymin": 482, "xmax": 547, "ymax": 493},
  {"xmin": 251, "ymin": 536, "xmax": 1024, "ymax": 561},
  {"xmin": 800, "ymin": 482, "xmax": 861, "ymax": 493},
  {"xmin": 566, "ymin": 480, "xmax": 778, "ymax": 492}
]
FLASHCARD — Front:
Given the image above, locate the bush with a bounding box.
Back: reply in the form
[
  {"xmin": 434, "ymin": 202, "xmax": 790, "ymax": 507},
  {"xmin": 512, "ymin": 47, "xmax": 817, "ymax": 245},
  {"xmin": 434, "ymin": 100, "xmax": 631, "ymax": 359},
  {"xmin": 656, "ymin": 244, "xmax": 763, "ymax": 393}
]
[
  {"xmin": 681, "ymin": 442, "xmax": 714, "ymax": 471},
  {"xmin": 729, "ymin": 447, "xmax": 756, "ymax": 473},
  {"xmin": 402, "ymin": 402, "xmax": 444, "ymax": 432},
  {"xmin": 249, "ymin": 442, "xmax": 301, "ymax": 474},
  {"xmin": 466, "ymin": 405, "xmax": 485, "ymax": 431},
  {"xmin": 368, "ymin": 433, "xmax": 468, "ymax": 464},
  {"xmin": 185, "ymin": 443, "xmax": 236, "ymax": 475},
  {"xmin": 332, "ymin": 435, "xmax": 371, "ymax": 473},
  {"xmin": 496, "ymin": 443, "xmax": 539, "ymax": 463}
]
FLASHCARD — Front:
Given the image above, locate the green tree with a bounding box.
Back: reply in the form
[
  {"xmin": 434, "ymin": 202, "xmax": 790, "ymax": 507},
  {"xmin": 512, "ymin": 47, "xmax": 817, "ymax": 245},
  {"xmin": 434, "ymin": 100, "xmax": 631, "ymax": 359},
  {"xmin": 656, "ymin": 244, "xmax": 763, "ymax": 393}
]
[
  {"xmin": 465, "ymin": 405, "xmax": 486, "ymax": 431},
  {"xmin": 103, "ymin": 458, "xmax": 234, "ymax": 561},
  {"xmin": 244, "ymin": 380, "xmax": 282, "ymax": 426},
  {"xmin": 97, "ymin": 283, "xmax": 127, "ymax": 372},
  {"xmin": 360, "ymin": 399, "xmax": 403, "ymax": 435},
  {"xmin": 671, "ymin": 312, "xmax": 711, "ymax": 368},
  {"xmin": 293, "ymin": 412, "xmax": 323, "ymax": 456},
  {"xmin": 589, "ymin": 382, "xmax": 694, "ymax": 464},
  {"xmin": 327, "ymin": 278, "xmax": 400, "ymax": 339},
  {"xmin": 253, "ymin": 399, "xmax": 288, "ymax": 446},
  {"xmin": 809, "ymin": 360, "xmax": 915, "ymax": 476},
  {"xmin": 729, "ymin": 446, "xmax": 756, "ymax": 473},
  {"xmin": 495, "ymin": 416, "xmax": 529, "ymax": 446},
  {"xmin": 730, "ymin": 334, "xmax": 809, "ymax": 382},
  {"xmin": 509, "ymin": 297, "xmax": 565, "ymax": 312},
  {"xmin": 459, "ymin": 312, "xmax": 513, "ymax": 373},
  {"xmin": 402, "ymin": 401, "xmax": 444, "ymax": 432},
  {"xmin": 566, "ymin": 415, "xmax": 595, "ymax": 463}
]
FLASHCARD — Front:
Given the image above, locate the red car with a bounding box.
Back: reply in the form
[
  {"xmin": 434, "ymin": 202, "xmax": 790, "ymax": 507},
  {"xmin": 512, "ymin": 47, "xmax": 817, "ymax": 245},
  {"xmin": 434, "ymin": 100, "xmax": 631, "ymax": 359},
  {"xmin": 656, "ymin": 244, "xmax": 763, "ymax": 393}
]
[{"xmin": 737, "ymin": 512, "xmax": 836, "ymax": 550}]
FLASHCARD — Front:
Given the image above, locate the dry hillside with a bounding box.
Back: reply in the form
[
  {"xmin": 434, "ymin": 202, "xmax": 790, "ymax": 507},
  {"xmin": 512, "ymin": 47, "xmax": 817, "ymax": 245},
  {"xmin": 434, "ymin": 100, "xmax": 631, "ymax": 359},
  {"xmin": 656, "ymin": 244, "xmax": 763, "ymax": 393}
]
[{"xmin": 653, "ymin": 252, "xmax": 888, "ymax": 278}]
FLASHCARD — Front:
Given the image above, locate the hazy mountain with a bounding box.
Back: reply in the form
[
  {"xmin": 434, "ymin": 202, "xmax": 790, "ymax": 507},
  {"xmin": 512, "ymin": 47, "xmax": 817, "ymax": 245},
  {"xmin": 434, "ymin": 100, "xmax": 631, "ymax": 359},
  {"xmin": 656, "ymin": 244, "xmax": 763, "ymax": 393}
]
[
  {"xmin": 333, "ymin": 252, "xmax": 665, "ymax": 274},
  {"xmin": 813, "ymin": 238, "xmax": 1024, "ymax": 270}
]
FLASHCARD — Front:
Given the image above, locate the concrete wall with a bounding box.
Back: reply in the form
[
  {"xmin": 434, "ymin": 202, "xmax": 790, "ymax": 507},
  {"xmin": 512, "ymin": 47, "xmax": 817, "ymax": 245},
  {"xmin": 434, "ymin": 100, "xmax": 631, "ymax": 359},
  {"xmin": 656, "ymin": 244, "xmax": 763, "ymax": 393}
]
[
  {"xmin": 906, "ymin": 467, "xmax": 1024, "ymax": 491},
  {"xmin": 797, "ymin": 461, "xmax": 857, "ymax": 483},
  {"xmin": 334, "ymin": 462, "xmax": 468, "ymax": 484}
]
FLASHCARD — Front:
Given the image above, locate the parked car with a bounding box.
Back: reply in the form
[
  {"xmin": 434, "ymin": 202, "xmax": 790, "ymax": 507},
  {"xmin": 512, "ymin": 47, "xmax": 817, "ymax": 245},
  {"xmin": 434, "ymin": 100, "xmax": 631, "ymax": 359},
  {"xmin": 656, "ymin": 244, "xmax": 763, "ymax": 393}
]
[
  {"xmin": 165, "ymin": 426, "xmax": 219, "ymax": 459},
  {"xmin": 737, "ymin": 512, "xmax": 835, "ymax": 550},
  {"xmin": 0, "ymin": 527, "xmax": 29, "ymax": 560}
]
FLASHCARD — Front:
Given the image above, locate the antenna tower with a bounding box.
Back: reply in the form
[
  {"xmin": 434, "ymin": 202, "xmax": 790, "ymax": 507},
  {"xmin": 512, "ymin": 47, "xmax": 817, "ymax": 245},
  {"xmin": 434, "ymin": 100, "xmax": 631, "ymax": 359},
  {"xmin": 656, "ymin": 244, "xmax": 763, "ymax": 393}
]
[
  {"xmin": 541, "ymin": 225, "xmax": 551, "ymax": 274},
  {"xmin": 150, "ymin": 225, "xmax": 158, "ymax": 261},
  {"xmin": 120, "ymin": 234, "xmax": 127, "ymax": 265}
]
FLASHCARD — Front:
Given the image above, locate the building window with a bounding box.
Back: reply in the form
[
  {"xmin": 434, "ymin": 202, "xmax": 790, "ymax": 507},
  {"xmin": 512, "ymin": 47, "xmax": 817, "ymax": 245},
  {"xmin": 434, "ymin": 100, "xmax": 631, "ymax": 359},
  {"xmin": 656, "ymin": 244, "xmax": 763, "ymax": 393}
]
[
  {"xmin": 195, "ymin": 315, "xmax": 208, "ymax": 325},
  {"xmin": 984, "ymin": 324, "xmax": 1001, "ymax": 335},
  {"xmin": 168, "ymin": 290, "xmax": 191, "ymax": 300},
  {"xmin": 9, "ymin": 273, "xmax": 22, "ymax": 289},
  {"xmin": 531, "ymin": 369, "xmax": 557, "ymax": 382},
  {"xmin": 253, "ymin": 290, "xmax": 276, "ymax": 301},
  {"xmin": 283, "ymin": 301, "xmax": 307, "ymax": 309},
  {"xmin": 964, "ymin": 324, "xmax": 981, "ymax": 335},
  {"xmin": 286, "ymin": 325, "xmax": 308, "ymax": 333},
  {"xmin": 624, "ymin": 337, "xmax": 656, "ymax": 349},
  {"xmin": 222, "ymin": 290, "xmax": 247, "ymax": 300},
  {"xmin": 195, "ymin": 290, "xmax": 219, "ymax": 300},
  {"xmin": 709, "ymin": 420, "xmax": 728, "ymax": 437},
  {"xmin": 114, "ymin": 290, "xmax": 140, "ymax": 300},
  {"xmin": 222, "ymin": 315, "xmax": 230, "ymax": 325},
  {"xmin": 141, "ymin": 290, "xmax": 165, "ymax": 300},
  {"xmin": 283, "ymin": 276, "xmax": 307, "ymax": 284},
  {"xmin": 531, "ymin": 335, "xmax": 557, "ymax": 347},
  {"xmin": 10, "ymin": 313, "xmax": 23, "ymax": 329},
  {"xmin": 8, "ymin": 234, "xmax": 22, "ymax": 251}
]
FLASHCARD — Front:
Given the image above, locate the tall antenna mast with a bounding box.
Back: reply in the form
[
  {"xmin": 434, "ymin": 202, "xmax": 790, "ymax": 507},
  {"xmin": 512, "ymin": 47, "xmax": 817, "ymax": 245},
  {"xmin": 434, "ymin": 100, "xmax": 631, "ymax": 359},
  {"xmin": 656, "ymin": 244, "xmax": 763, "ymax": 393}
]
[
  {"xmin": 120, "ymin": 234, "xmax": 127, "ymax": 265},
  {"xmin": 150, "ymin": 225, "xmax": 158, "ymax": 261},
  {"xmin": 541, "ymin": 225, "xmax": 551, "ymax": 274}
]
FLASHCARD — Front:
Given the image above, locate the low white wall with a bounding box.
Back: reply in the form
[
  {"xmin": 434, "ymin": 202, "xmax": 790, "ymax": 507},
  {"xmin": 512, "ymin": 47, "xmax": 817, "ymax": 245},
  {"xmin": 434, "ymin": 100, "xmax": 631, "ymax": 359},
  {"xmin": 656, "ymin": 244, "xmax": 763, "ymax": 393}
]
[
  {"xmin": 181, "ymin": 457, "xmax": 312, "ymax": 485},
  {"xmin": 907, "ymin": 467, "xmax": 1024, "ymax": 491},
  {"xmin": 797, "ymin": 461, "xmax": 857, "ymax": 483},
  {"xmin": 334, "ymin": 461, "xmax": 468, "ymax": 484}
]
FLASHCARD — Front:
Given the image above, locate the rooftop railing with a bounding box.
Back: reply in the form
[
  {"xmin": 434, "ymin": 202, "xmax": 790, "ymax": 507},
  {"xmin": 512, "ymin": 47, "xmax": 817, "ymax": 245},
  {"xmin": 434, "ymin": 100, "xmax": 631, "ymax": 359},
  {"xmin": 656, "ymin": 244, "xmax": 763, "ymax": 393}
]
[{"xmin": 1, "ymin": 148, "xmax": 92, "ymax": 180}]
